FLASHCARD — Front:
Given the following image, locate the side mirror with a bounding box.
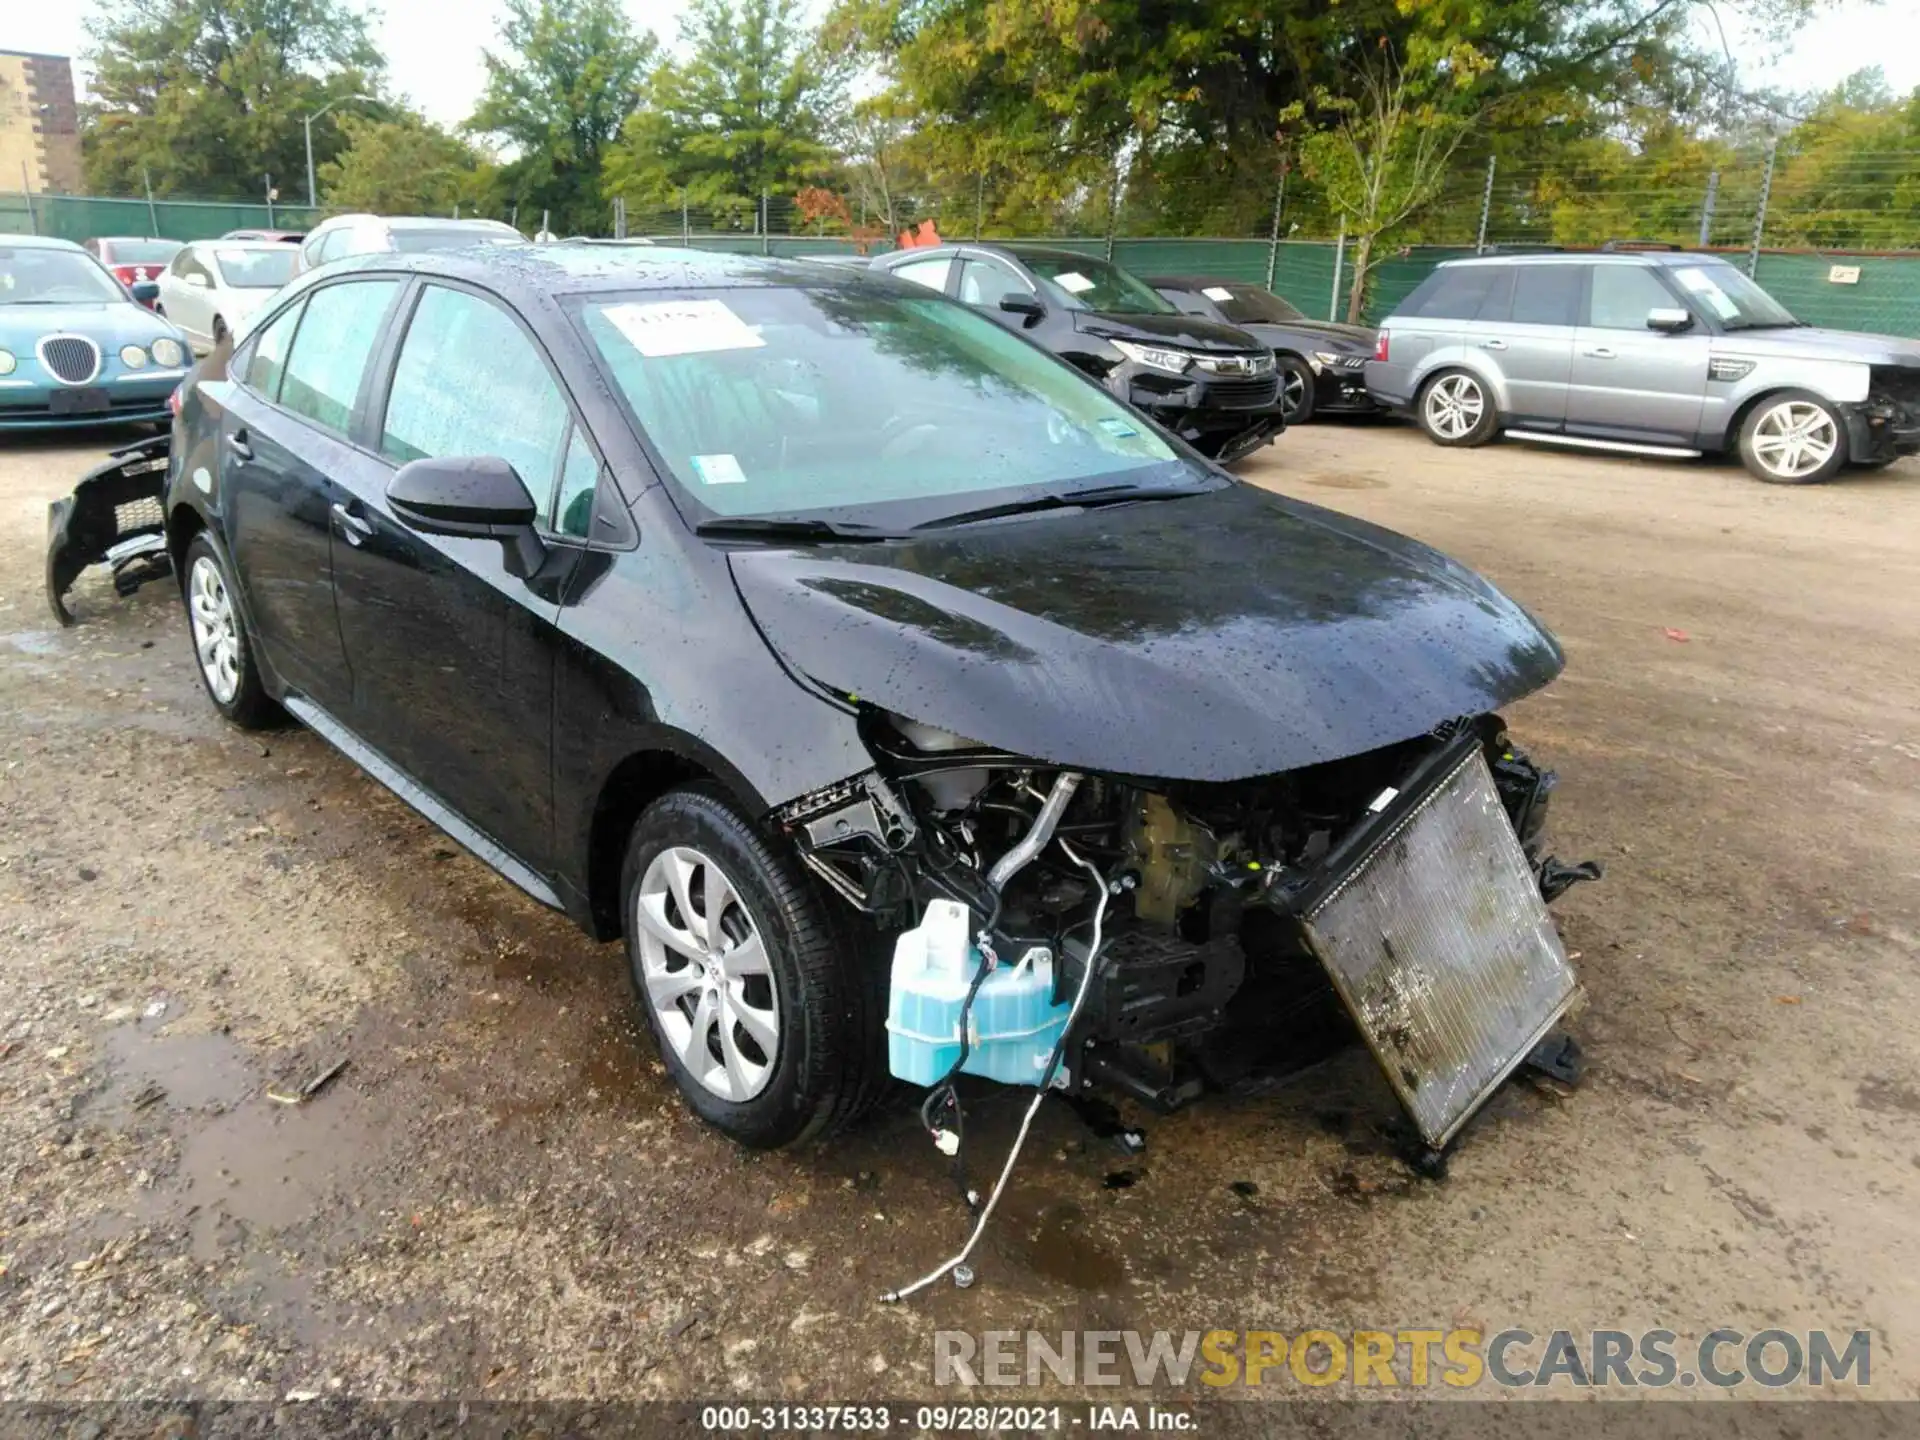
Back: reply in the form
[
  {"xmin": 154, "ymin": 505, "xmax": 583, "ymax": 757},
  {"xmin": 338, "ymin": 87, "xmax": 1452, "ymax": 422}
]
[
  {"xmin": 388, "ymin": 455, "xmax": 547, "ymax": 578},
  {"xmin": 1646, "ymin": 307, "xmax": 1693, "ymax": 333},
  {"xmin": 130, "ymin": 280, "xmax": 159, "ymax": 304},
  {"xmin": 999, "ymin": 292, "xmax": 1045, "ymax": 323}
]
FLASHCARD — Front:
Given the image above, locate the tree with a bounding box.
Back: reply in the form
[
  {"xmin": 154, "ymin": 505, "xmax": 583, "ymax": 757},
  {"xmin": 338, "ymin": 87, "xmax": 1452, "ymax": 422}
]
[
  {"xmin": 317, "ymin": 113, "xmax": 490, "ymax": 216},
  {"xmin": 603, "ymin": 0, "xmax": 840, "ymax": 227},
  {"xmin": 82, "ymin": 0, "xmax": 387, "ymax": 199},
  {"xmin": 467, "ymin": 0, "xmax": 657, "ymax": 233},
  {"xmin": 1298, "ymin": 47, "xmax": 1475, "ymax": 322}
]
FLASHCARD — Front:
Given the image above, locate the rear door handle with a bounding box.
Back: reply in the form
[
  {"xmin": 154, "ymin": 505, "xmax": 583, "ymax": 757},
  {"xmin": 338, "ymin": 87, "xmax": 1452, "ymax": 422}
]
[
  {"xmin": 331, "ymin": 501, "xmax": 374, "ymax": 544},
  {"xmin": 1585, "ymin": 347, "xmax": 1616, "ymax": 359},
  {"xmin": 225, "ymin": 429, "xmax": 252, "ymax": 461},
  {"xmin": 1480, "ymin": 339, "xmax": 1507, "ymax": 350}
]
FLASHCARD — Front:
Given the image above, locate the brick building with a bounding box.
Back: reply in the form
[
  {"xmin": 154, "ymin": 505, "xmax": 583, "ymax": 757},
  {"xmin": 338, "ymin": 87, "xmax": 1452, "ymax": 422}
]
[{"xmin": 1, "ymin": 50, "xmax": 83, "ymax": 196}]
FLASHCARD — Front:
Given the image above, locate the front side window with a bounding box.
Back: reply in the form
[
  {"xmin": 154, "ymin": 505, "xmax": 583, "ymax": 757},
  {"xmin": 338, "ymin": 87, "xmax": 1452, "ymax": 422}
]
[
  {"xmin": 240, "ymin": 298, "xmax": 305, "ymax": 399},
  {"xmin": 555, "ymin": 425, "xmax": 600, "ymax": 538},
  {"xmin": 1017, "ymin": 253, "xmax": 1174, "ymax": 315},
  {"xmin": 215, "ymin": 248, "xmax": 297, "ymax": 289},
  {"xmin": 575, "ymin": 285, "xmax": 1187, "ymax": 523},
  {"xmin": 1587, "ymin": 265, "xmax": 1681, "ymax": 329},
  {"xmin": 380, "ymin": 285, "xmax": 572, "ymax": 524},
  {"xmin": 958, "ymin": 256, "xmax": 1031, "ymax": 306},
  {"xmin": 277, "ymin": 279, "xmax": 399, "ymax": 433}
]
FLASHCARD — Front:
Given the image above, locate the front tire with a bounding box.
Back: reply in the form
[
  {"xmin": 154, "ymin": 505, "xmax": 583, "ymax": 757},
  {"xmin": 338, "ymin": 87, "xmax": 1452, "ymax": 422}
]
[
  {"xmin": 620, "ymin": 786, "xmax": 886, "ymax": 1149},
  {"xmin": 181, "ymin": 533, "xmax": 278, "ymax": 729},
  {"xmin": 1277, "ymin": 356, "xmax": 1316, "ymax": 425},
  {"xmin": 1418, "ymin": 369, "xmax": 1497, "ymax": 447},
  {"xmin": 1739, "ymin": 391, "xmax": 1847, "ymax": 484}
]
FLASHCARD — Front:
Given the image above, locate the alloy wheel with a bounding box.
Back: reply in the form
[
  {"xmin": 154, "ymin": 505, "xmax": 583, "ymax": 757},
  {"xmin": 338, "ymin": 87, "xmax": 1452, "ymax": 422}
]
[
  {"xmin": 188, "ymin": 555, "xmax": 242, "ymax": 704},
  {"xmin": 1424, "ymin": 374, "xmax": 1485, "ymax": 440},
  {"xmin": 1280, "ymin": 368, "xmax": 1308, "ymax": 421},
  {"xmin": 1750, "ymin": 400, "xmax": 1838, "ymax": 480},
  {"xmin": 633, "ymin": 845, "xmax": 780, "ymax": 1102}
]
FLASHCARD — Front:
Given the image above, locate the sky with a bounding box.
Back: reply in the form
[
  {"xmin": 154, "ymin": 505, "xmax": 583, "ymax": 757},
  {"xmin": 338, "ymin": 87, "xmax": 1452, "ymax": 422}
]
[{"xmin": 9, "ymin": 0, "xmax": 1920, "ymax": 133}]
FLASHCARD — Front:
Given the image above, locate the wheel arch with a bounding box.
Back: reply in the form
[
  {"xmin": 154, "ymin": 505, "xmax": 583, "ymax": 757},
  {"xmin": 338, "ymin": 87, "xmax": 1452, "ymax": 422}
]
[
  {"xmin": 1414, "ymin": 351, "xmax": 1510, "ymax": 416},
  {"xmin": 1721, "ymin": 384, "xmax": 1829, "ymax": 453}
]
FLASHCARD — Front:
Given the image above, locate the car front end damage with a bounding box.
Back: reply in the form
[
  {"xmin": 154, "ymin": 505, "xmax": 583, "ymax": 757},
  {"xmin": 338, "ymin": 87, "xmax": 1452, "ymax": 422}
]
[
  {"xmin": 46, "ymin": 433, "xmax": 174, "ymax": 625},
  {"xmin": 777, "ymin": 708, "xmax": 1598, "ymax": 1156}
]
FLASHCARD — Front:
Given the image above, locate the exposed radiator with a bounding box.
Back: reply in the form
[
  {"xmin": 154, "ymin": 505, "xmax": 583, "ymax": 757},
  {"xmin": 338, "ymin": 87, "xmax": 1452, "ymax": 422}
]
[{"xmin": 1300, "ymin": 746, "xmax": 1579, "ymax": 1148}]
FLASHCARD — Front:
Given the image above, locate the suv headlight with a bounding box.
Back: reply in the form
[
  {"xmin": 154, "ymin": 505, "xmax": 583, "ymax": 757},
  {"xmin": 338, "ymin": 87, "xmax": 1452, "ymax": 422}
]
[
  {"xmin": 151, "ymin": 337, "xmax": 185, "ymax": 368},
  {"xmin": 1112, "ymin": 339, "xmax": 1193, "ymax": 375},
  {"xmin": 0, "ymin": 349, "xmax": 14, "ymax": 376}
]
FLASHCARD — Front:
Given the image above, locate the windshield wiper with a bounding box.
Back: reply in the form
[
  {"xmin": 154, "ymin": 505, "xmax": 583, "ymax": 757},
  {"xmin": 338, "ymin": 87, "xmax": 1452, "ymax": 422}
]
[
  {"xmin": 912, "ymin": 482, "xmax": 1207, "ymax": 532},
  {"xmin": 695, "ymin": 515, "xmax": 896, "ymax": 543},
  {"xmin": 1723, "ymin": 319, "xmax": 1806, "ymax": 331}
]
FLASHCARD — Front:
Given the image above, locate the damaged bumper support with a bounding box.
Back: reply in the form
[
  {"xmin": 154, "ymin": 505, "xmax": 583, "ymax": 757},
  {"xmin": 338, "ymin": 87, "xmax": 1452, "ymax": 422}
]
[{"xmin": 46, "ymin": 434, "xmax": 173, "ymax": 625}]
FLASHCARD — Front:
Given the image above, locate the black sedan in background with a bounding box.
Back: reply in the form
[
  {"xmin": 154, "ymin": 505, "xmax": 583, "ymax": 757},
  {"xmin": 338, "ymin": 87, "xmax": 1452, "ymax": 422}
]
[
  {"xmin": 870, "ymin": 243, "xmax": 1284, "ymax": 462},
  {"xmin": 159, "ymin": 245, "xmax": 1585, "ymax": 1156},
  {"xmin": 1148, "ymin": 275, "xmax": 1380, "ymax": 425}
]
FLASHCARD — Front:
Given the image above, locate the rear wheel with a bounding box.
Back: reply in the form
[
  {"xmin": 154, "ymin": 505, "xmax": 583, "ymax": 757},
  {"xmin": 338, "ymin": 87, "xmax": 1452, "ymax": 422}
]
[
  {"xmin": 1418, "ymin": 369, "xmax": 1497, "ymax": 447},
  {"xmin": 620, "ymin": 786, "xmax": 886, "ymax": 1149},
  {"xmin": 1277, "ymin": 356, "xmax": 1316, "ymax": 425},
  {"xmin": 1739, "ymin": 391, "xmax": 1846, "ymax": 484}
]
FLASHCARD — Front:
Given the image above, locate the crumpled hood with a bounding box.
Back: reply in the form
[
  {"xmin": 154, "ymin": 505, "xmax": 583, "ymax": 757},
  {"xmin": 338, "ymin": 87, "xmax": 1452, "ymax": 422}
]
[
  {"xmin": 1712, "ymin": 326, "xmax": 1920, "ymax": 366},
  {"xmin": 1244, "ymin": 318, "xmax": 1377, "ymax": 352},
  {"xmin": 0, "ymin": 300, "xmax": 185, "ymax": 351},
  {"xmin": 1071, "ymin": 309, "xmax": 1263, "ymax": 353},
  {"xmin": 727, "ymin": 483, "xmax": 1564, "ymax": 781}
]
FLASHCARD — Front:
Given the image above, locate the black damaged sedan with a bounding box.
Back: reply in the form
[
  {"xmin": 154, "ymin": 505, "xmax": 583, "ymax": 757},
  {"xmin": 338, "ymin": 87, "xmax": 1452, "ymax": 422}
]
[{"xmin": 163, "ymin": 246, "xmax": 1593, "ymax": 1153}]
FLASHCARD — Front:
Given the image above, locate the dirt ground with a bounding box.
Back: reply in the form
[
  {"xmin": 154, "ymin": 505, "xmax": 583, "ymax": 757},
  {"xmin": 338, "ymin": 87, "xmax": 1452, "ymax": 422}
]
[{"xmin": 1, "ymin": 419, "xmax": 1917, "ymax": 1407}]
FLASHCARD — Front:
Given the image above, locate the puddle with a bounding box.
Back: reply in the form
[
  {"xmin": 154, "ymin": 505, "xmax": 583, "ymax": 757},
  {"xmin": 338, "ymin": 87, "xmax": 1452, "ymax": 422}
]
[
  {"xmin": 97, "ymin": 1025, "xmax": 257, "ymax": 1114},
  {"xmin": 1013, "ymin": 1198, "xmax": 1125, "ymax": 1291}
]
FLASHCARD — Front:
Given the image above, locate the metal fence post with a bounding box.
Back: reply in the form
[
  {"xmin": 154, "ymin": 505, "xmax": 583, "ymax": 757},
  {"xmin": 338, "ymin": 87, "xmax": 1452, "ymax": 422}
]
[
  {"xmin": 265, "ymin": 174, "xmax": 275, "ymax": 228},
  {"xmin": 19, "ymin": 163, "xmax": 36, "ymax": 235},
  {"xmin": 1698, "ymin": 170, "xmax": 1719, "ymax": 248},
  {"xmin": 1265, "ymin": 166, "xmax": 1286, "ymax": 291},
  {"xmin": 1748, "ymin": 140, "xmax": 1777, "ymax": 277},
  {"xmin": 1329, "ymin": 220, "xmax": 1346, "ymax": 322},
  {"xmin": 1475, "ymin": 155, "xmax": 1496, "ymax": 254},
  {"xmin": 681, "ymin": 189, "xmax": 690, "ymax": 243},
  {"xmin": 142, "ymin": 167, "xmax": 159, "ymax": 236},
  {"xmin": 613, "ymin": 195, "xmax": 626, "ymax": 239},
  {"xmin": 974, "ymin": 172, "xmax": 985, "ymax": 241},
  {"xmin": 761, "ymin": 190, "xmax": 770, "ymax": 254}
]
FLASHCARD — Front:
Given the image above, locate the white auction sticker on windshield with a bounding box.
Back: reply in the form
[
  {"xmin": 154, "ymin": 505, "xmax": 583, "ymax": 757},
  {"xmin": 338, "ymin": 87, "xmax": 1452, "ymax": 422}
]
[
  {"xmin": 690, "ymin": 453, "xmax": 748, "ymax": 485},
  {"xmin": 1053, "ymin": 271, "xmax": 1096, "ymax": 294},
  {"xmin": 601, "ymin": 299, "xmax": 766, "ymax": 358},
  {"xmin": 1202, "ymin": 286, "xmax": 1235, "ymax": 302}
]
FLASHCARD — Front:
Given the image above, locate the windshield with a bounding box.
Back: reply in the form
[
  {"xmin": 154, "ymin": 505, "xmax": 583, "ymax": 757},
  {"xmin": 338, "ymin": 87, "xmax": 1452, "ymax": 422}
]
[
  {"xmin": 215, "ymin": 248, "xmax": 296, "ymax": 288},
  {"xmin": 575, "ymin": 286, "xmax": 1192, "ymax": 523},
  {"xmin": 0, "ymin": 247, "xmax": 127, "ymax": 305},
  {"xmin": 1211, "ymin": 284, "xmax": 1305, "ymax": 326},
  {"xmin": 1016, "ymin": 254, "xmax": 1176, "ymax": 315},
  {"xmin": 1672, "ymin": 264, "xmax": 1799, "ymax": 330},
  {"xmin": 391, "ymin": 228, "xmax": 522, "ymax": 254},
  {"xmin": 104, "ymin": 240, "xmax": 182, "ymax": 264}
]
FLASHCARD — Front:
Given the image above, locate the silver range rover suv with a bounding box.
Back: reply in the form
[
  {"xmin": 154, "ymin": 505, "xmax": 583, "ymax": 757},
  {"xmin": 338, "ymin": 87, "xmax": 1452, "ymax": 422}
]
[{"xmin": 1365, "ymin": 250, "xmax": 1920, "ymax": 484}]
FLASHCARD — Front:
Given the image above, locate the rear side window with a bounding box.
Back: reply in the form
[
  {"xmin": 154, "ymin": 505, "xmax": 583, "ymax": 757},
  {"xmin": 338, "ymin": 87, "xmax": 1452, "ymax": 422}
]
[
  {"xmin": 379, "ymin": 285, "xmax": 572, "ymax": 525},
  {"xmin": 277, "ymin": 279, "xmax": 400, "ymax": 433},
  {"xmin": 238, "ymin": 299, "xmax": 305, "ymax": 400},
  {"xmin": 1402, "ymin": 265, "xmax": 1503, "ymax": 320},
  {"xmin": 1587, "ymin": 265, "xmax": 1679, "ymax": 329},
  {"xmin": 1509, "ymin": 266, "xmax": 1581, "ymax": 326},
  {"xmin": 890, "ymin": 257, "xmax": 952, "ymax": 292}
]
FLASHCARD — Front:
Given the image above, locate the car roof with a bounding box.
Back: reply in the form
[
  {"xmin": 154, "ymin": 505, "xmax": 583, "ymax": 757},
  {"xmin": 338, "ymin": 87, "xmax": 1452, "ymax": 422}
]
[
  {"xmin": 1438, "ymin": 250, "xmax": 1731, "ymax": 269},
  {"xmin": 4, "ymin": 234, "xmax": 87, "ymax": 252},
  {"xmin": 1142, "ymin": 275, "xmax": 1261, "ymax": 289},
  {"xmin": 93, "ymin": 235, "xmax": 173, "ymax": 245},
  {"xmin": 321, "ymin": 243, "xmax": 892, "ymax": 301},
  {"xmin": 314, "ymin": 214, "xmax": 520, "ymax": 233},
  {"xmin": 195, "ymin": 238, "xmax": 300, "ymax": 252}
]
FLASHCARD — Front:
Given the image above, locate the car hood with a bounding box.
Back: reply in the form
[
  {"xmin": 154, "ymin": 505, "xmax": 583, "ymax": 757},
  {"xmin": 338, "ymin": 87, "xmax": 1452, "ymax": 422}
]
[
  {"xmin": 1243, "ymin": 318, "xmax": 1376, "ymax": 352},
  {"xmin": 726, "ymin": 483, "xmax": 1564, "ymax": 781},
  {"xmin": 1071, "ymin": 309, "xmax": 1263, "ymax": 354},
  {"xmin": 0, "ymin": 300, "xmax": 184, "ymax": 348},
  {"xmin": 1712, "ymin": 326, "xmax": 1920, "ymax": 366}
]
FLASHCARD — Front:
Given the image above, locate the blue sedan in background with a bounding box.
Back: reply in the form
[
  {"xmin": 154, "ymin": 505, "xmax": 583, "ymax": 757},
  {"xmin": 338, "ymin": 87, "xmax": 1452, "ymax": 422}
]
[{"xmin": 2, "ymin": 234, "xmax": 193, "ymax": 431}]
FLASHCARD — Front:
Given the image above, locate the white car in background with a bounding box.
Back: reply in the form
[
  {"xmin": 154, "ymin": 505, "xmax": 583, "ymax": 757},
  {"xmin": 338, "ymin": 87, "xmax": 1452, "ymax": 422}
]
[{"xmin": 153, "ymin": 240, "xmax": 299, "ymax": 352}]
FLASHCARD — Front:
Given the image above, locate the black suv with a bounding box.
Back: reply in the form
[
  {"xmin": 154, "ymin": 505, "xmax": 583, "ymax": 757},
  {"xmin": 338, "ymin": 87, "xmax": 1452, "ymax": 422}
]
[{"xmin": 869, "ymin": 243, "xmax": 1284, "ymax": 461}]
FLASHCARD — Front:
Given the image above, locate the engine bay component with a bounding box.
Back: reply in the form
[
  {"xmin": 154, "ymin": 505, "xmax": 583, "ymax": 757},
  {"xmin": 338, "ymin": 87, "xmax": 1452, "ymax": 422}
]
[
  {"xmin": 1295, "ymin": 741, "xmax": 1581, "ymax": 1148},
  {"xmin": 1125, "ymin": 792, "xmax": 1218, "ymax": 925}
]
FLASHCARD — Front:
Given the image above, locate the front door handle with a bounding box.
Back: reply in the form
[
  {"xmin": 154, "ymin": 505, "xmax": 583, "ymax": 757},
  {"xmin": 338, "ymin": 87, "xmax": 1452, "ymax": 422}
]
[
  {"xmin": 1585, "ymin": 347, "xmax": 1616, "ymax": 359},
  {"xmin": 1480, "ymin": 339, "xmax": 1507, "ymax": 350},
  {"xmin": 331, "ymin": 501, "xmax": 374, "ymax": 545},
  {"xmin": 226, "ymin": 429, "xmax": 252, "ymax": 461}
]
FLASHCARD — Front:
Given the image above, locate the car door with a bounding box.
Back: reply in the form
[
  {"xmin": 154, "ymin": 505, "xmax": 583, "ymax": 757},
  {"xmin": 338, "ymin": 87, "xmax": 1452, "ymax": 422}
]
[
  {"xmin": 1459, "ymin": 264, "xmax": 1578, "ymax": 428},
  {"xmin": 328, "ymin": 279, "xmax": 584, "ymax": 872},
  {"xmin": 1565, "ymin": 262, "xmax": 1710, "ymax": 446},
  {"xmin": 216, "ymin": 277, "xmax": 402, "ymax": 713},
  {"xmin": 159, "ymin": 248, "xmax": 206, "ymax": 346}
]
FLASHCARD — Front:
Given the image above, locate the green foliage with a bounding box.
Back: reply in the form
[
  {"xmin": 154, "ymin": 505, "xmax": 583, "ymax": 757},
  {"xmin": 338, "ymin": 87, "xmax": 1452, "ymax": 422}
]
[
  {"xmin": 603, "ymin": 0, "xmax": 840, "ymax": 225},
  {"xmin": 82, "ymin": 0, "xmax": 387, "ymax": 200},
  {"xmin": 317, "ymin": 114, "xmax": 491, "ymax": 216},
  {"xmin": 468, "ymin": 0, "xmax": 658, "ymax": 233}
]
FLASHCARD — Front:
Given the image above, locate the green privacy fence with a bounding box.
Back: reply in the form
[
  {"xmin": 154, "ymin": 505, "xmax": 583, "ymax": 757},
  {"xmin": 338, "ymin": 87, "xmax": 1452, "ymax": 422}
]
[{"xmin": 2, "ymin": 191, "xmax": 322, "ymax": 244}]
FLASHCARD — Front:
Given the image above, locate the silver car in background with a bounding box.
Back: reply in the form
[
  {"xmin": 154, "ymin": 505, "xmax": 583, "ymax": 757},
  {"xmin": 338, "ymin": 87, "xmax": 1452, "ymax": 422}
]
[{"xmin": 1366, "ymin": 251, "xmax": 1920, "ymax": 484}]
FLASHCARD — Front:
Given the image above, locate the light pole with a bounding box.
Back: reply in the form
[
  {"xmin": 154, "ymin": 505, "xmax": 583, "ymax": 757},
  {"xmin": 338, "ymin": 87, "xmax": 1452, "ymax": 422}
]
[{"xmin": 303, "ymin": 94, "xmax": 374, "ymax": 209}]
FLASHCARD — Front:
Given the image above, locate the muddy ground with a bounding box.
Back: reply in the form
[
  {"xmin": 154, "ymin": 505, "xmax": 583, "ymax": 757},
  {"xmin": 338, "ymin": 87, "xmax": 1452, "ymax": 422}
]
[{"xmin": 1, "ymin": 421, "xmax": 1917, "ymax": 1406}]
